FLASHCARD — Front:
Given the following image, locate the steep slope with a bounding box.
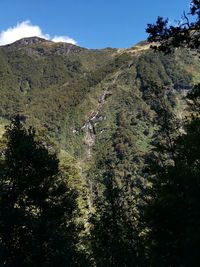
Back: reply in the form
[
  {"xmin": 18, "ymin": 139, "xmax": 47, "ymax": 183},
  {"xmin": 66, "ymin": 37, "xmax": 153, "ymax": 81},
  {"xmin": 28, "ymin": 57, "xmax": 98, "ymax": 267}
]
[{"xmin": 0, "ymin": 37, "xmax": 199, "ymax": 166}]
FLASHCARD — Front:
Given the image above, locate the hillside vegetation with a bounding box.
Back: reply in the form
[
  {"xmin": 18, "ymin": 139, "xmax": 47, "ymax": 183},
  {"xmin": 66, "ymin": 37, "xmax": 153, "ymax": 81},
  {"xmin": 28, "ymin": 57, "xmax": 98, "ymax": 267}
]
[
  {"xmin": 0, "ymin": 35, "xmax": 200, "ymax": 266},
  {"xmin": 0, "ymin": 38, "xmax": 199, "ymax": 161}
]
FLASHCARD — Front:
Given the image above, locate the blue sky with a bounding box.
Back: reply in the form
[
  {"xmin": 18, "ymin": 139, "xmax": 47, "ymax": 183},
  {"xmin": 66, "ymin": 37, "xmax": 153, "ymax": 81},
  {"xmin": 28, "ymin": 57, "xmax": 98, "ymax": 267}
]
[{"xmin": 0, "ymin": 0, "xmax": 190, "ymax": 48}]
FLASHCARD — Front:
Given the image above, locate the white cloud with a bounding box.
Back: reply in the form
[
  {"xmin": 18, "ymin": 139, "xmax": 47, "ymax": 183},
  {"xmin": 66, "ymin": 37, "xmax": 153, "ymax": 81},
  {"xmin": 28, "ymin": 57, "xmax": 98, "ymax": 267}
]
[
  {"xmin": 0, "ymin": 21, "xmax": 77, "ymax": 46},
  {"xmin": 52, "ymin": 35, "xmax": 77, "ymax": 45}
]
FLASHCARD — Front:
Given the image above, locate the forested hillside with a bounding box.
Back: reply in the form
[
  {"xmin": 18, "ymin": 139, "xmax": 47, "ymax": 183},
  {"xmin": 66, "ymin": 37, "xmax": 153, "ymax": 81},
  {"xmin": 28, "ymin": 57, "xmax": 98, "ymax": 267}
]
[
  {"xmin": 0, "ymin": 24, "xmax": 199, "ymax": 265},
  {"xmin": 0, "ymin": 37, "xmax": 199, "ymax": 157}
]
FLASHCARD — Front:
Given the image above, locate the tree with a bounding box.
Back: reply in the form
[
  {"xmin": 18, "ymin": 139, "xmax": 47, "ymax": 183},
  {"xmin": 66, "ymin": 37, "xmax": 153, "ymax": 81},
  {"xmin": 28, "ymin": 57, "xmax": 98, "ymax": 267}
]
[
  {"xmin": 0, "ymin": 116, "xmax": 81, "ymax": 267},
  {"xmin": 146, "ymin": 0, "xmax": 200, "ymax": 53},
  {"xmin": 90, "ymin": 169, "xmax": 144, "ymax": 267},
  {"xmin": 144, "ymin": 117, "xmax": 200, "ymax": 266},
  {"xmin": 142, "ymin": 1, "xmax": 200, "ymax": 265}
]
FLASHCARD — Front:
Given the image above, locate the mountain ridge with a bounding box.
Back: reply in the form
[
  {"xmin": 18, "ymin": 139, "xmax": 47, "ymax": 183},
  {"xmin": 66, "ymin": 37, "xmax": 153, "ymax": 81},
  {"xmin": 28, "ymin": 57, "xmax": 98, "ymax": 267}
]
[
  {"xmin": 0, "ymin": 37, "xmax": 199, "ymax": 165},
  {"xmin": 1, "ymin": 36, "xmax": 150, "ymax": 52}
]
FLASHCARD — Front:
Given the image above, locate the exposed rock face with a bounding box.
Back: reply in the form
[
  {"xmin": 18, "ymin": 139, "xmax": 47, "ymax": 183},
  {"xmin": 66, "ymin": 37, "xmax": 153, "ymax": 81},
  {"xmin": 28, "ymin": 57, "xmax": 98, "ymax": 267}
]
[
  {"xmin": 53, "ymin": 43, "xmax": 85, "ymax": 55},
  {"xmin": 81, "ymin": 70, "xmax": 122, "ymax": 159},
  {"xmin": 83, "ymin": 121, "xmax": 96, "ymax": 158},
  {"xmin": 4, "ymin": 37, "xmax": 48, "ymax": 49},
  {"xmin": 2, "ymin": 37, "xmax": 84, "ymax": 56}
]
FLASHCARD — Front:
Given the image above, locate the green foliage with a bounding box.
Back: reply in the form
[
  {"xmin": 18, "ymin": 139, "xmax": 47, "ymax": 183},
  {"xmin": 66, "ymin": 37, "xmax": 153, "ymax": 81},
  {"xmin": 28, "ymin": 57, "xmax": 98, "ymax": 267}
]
[
  {"xmin": 143, "ymin": 4, "xmax": 200, "ymax": 264},
  {"xmin": 146, "ymin": 1, "xmax": 200, "ymax": 52},
  {"xmin": 0, "ymin": 38, "xmax": 198, "ymax": 160},
  {"xmin": 0, "ymin": 116, "xmax": 83, "ymax": 267},
  {"xmin": 89, "ymin": 110, "xmax": 147, "ymax": 266},
  {"xmin": 136, "ymin": 50, "xmax": 193, "ymax": 91},
  {"xmin": 143, "ymin": 118, "xmax": 200, "ymax": 266},
  {"xmin": 0, "ymin": 35, "xmax": 200, "ymax": 266},
  {"xmin": 90, "ymin": 176, "xmax": 144, "ymax": 267}
]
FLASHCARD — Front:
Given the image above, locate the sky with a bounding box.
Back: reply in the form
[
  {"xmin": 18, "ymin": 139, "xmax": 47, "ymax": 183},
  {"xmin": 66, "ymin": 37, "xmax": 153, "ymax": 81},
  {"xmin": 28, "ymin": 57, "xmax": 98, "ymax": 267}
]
[{"xmin": 0, "ymin": 0, "xmax": 191, "ymax": 49}]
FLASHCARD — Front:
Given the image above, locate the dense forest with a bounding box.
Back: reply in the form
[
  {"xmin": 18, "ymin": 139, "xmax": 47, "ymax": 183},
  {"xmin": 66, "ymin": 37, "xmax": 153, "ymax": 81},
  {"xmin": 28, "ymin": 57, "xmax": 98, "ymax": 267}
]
[{"xmin": 0, "ymin": 0, "xmax": 200, "ymax": 266}]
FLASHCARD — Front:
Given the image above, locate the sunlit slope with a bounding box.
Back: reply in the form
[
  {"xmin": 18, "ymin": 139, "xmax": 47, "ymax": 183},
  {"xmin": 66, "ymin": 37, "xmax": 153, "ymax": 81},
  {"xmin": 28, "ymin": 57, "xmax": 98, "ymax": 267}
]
[{"xmin": 0, "ymin": 37, "xmax": 199, "ymax": 160}]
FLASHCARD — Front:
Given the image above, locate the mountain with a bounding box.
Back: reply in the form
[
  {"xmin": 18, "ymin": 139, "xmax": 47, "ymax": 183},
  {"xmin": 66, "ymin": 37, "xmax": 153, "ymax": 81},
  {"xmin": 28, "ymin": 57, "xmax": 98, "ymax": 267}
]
[
  {"xmin": 0, "ymin": 38, "xmax": 200, "ymax": 262},
  {"xmin": 0, "ymin": 37, "xmax": 199, "ymax": 172}
]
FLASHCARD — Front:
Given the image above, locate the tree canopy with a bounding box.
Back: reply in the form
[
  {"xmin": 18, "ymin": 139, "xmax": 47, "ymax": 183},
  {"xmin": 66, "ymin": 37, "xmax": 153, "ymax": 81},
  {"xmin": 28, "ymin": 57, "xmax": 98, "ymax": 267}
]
[
  {"xmin": 0, "ymin": 116, "xmax": 81, "ymax": 267},
  {"xmin": 143, "ymin": 1, "xmax": 200, "ymax": 265},
  {"xmin": 146, "ymin": 0, "xmax": 200, "ymax": 52}
]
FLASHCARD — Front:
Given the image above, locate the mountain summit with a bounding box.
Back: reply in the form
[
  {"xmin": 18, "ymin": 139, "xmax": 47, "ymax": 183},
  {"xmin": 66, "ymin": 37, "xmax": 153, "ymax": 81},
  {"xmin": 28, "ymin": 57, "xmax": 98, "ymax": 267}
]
[{"xmin": 4, "ymin": 36, "xmax": 48, "ymax": 48}]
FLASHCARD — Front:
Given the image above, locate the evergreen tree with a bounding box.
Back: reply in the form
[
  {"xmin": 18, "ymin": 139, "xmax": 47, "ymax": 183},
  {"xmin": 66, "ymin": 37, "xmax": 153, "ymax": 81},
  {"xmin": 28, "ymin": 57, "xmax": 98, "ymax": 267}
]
[{"xmin": 0, "ymin": 116, "xmax": 81, "ymax": 267}]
